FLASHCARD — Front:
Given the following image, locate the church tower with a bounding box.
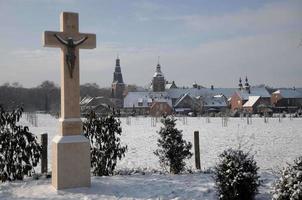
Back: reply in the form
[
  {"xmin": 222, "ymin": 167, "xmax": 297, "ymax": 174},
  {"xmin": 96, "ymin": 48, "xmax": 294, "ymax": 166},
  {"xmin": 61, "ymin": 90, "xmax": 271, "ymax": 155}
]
[
  {"xmin": 244, "ymin": 76, "xmax": 250, "ymax": 93},
  {"xmin": 238, "ymin": 77, "xmax": 243, "ymax": 90},
  {"xmin": 111, "ymin": 56, "xmax": 125, "ymax": 101},
  {"xmin": 152, "ymin": 61, "xmax": 165, "ymax": 92}
]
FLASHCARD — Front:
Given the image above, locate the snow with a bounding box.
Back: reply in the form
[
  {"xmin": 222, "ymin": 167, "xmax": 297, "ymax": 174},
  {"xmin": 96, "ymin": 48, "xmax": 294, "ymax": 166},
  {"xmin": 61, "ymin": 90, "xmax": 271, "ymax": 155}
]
[
  {"xmin": 243, "ymin": 96, "xmax": 260, "ymax": 107},
  {"xmin": 0, "ymin": 173, "xmax": 218, "ymax": 200},
  {"xmin": 167, "ymin": 88, "xmax": 236, "ymax": 99},
  {"xmin": 1, "ymin": 114, "xmax": 302, "ymax": 199}
]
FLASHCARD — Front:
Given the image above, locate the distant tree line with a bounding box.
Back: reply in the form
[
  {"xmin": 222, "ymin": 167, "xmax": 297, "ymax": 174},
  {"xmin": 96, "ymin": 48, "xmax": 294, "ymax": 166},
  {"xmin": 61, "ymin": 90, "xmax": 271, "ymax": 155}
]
[{"xmin": 0, "ymin": 81, "xmax": 111, "ymax": 112}]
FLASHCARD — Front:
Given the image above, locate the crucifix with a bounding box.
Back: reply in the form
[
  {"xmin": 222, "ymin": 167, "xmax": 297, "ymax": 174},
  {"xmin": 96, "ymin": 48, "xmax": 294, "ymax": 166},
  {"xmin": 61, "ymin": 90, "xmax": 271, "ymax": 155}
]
[
  {"xmin": 53, "ymin": 34, "xmax": 88, "ymax": 78},
  {"xmin": 43, "ymin": 12, "xmax": 96, "ymax": 190}
]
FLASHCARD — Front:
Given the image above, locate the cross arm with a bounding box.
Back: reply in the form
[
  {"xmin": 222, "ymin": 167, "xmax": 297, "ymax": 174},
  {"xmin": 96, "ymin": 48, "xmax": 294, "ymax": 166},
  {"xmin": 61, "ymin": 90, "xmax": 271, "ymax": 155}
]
[
  {"xmin": 77, "ymin": 33, "xmax": 96, "ymax": 49},
  {"xmin": 43, "ymin": 31, "xmax": 63, "ymax": 48},
  {"xmin": 43, "ymin": 31, "xmax": 96, "ymax": 49}
]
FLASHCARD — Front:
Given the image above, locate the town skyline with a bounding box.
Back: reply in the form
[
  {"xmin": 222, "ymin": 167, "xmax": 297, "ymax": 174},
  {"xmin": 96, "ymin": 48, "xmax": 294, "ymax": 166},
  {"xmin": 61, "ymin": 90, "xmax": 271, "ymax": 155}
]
[{"xmin": 0, "ymin": 0, "xmax": 301, "ymax": 88}]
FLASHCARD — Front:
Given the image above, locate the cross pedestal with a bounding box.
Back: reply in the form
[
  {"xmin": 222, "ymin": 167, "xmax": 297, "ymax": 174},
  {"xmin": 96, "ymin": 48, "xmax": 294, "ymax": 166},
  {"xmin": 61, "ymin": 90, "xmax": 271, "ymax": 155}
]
[{"xmin": 43, "ymin": 12, "xmax": 96, "ymax": 190}]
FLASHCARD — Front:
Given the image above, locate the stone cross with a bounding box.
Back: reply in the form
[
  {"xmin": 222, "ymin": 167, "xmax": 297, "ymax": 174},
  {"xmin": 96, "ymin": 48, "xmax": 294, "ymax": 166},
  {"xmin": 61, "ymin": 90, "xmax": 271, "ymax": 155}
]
[{"xmin": 43, "ymin": 12, "xmax": 96, "ymax": 190}]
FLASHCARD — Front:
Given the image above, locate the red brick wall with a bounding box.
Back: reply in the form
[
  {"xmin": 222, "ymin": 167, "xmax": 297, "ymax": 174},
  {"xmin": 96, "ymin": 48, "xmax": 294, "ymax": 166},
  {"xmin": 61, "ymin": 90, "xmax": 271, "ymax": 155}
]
[
  {"xmin": 231, "ymin": 93, "xmax": 243, "ymax": 111},
  {"xmin": 150, "ymin": 102, "xmax": 173, "ymax": 117}
]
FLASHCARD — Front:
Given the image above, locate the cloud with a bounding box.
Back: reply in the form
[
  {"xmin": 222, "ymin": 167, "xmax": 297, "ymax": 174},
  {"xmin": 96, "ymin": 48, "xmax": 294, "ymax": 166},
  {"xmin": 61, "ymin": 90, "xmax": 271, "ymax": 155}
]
[
  {"xmin": 10, "ymin": 49, "xmax": 57, "ymax": 59},
  {"xmin": 182, "ymin": 1, "xmax": 302, "ymax": 34},
  {"xmin": 135, "ymin": 1, "xmax": 302, "ymax": 36}
]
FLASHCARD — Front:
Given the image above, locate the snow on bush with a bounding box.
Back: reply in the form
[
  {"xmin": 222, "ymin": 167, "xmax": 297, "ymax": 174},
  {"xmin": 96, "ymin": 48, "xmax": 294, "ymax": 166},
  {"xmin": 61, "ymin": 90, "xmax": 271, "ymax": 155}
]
[
  {"xmin": 0, "ymin": 106, "xmax": 41, "ymax": 182},
  {"xmin": 83, "ymin": 111, "xmax": 127, "ymax": 176},
  {"xmin": 214, "ymin": 148, "xmax": 260, "ymax": 200},
  {"xmin": 272, "ymin": 156, "xmax": 302, "ymax": 200},
  {"xmin": 154, "ymin": 116, "xmax": 192, "ymax": 174}
]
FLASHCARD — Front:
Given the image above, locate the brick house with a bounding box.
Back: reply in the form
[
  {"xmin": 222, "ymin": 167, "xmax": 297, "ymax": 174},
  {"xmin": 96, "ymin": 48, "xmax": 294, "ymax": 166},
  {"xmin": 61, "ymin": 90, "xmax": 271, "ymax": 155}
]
[{"xmin": 231, "ymin": 86, "xmax": 271, "ymax": 113}]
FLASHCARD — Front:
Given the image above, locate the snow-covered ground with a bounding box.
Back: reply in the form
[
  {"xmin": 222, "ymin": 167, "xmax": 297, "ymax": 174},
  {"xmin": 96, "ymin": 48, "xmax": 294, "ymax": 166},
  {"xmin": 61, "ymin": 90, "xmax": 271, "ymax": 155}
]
[{"xmin": 1, "ymin": 114, "xmax": 301, "ymax": 199}]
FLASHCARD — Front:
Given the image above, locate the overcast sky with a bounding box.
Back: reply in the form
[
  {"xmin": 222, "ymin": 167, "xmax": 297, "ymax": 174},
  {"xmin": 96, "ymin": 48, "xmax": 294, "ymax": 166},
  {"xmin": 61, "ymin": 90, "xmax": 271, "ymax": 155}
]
[{"xmin": 0, "ymin": 0, "xmax": 301, "ymax": 88}]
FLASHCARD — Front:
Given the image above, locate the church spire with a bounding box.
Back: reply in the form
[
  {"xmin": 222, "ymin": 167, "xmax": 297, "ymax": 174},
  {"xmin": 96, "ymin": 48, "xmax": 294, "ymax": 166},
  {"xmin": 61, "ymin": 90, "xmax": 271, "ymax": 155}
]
[
  {"xmin": 244, "ymin": 76, "xmax": 250, "ymax": 93},
  {"xmin": 238, "ymin": 77, "xmax": 243, "ymax": 90},
  {"xmin": 116, "ymin": 54, "xmax": 120, "ymax": 67},
  {"xmin": 113, "ymin": 56, "xmax": 123, "ymax": 83},
  {"xmin": 111, "ymin": 56, "xmax": 125, "ymax": 103},
  {"xmin": 244, "ymin": 76, "xmax": 249, "ymax": 87}
]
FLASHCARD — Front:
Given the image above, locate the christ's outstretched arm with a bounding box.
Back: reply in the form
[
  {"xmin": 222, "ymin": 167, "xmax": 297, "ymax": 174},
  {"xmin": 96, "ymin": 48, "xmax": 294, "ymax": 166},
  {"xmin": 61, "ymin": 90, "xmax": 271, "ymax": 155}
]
[
  {"xmin": 54, "ymin": 34, "xmax": 68, "ymax": 45},
  {"xmin": 74, "ymin": 36, "xmax": 88, "ymax": 46}
]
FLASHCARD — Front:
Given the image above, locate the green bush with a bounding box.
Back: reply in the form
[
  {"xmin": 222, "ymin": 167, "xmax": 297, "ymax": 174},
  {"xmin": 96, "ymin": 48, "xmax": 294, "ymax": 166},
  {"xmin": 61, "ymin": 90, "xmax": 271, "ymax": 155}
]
[
  {"xmin": 154, "ymin": 116, "xmax": 192, "ymax": 174},
  {"xmin": 272, "ymin": 156, "xmax": 302, "ymax": 200},
  {"xmin": 0, "ymin": 106, "xmax": 41, "ymax": 182},
  {"xmin": 214, "ymin": 148, "xmax": 260, "ymax": 200},
  {"xmin": 83, "ymin": 111, "xmax": 127, "ymax": 176}
]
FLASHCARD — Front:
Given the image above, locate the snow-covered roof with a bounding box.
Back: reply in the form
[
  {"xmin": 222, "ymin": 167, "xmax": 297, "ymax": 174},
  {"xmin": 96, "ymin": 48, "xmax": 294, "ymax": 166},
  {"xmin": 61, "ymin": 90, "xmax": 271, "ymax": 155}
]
[
  {"xmin": 80, "ymin": 96, "xmax": 115, "ymax": 108},
  {"xmin": 80, "ymin": 96, "xmax": 93, "ymax": 105},
  {"xmin": 124, "ymin": 91, "xmax": 172, "ymax": 108},
  {"xmin": 243, "ymin": 96, "xmax": 260, "ymax": 107},
  {"xmin": 165, "ymin": 82, "xmax": 177, "ymax": 90},
  {"xmin": 236, "ymin": 87, "xmax": 270, "ymax": 100},
  {"xmin": 174, "ymin": 93, "xmax": 192, "ymax": 108},
  {"xmin": 213, "ymin": 94, "xmax": 224, "ymax": 98},
  {"xmin": 165, "ymin": 83, "xmax": 172, "ymax": 89},
  {"xmin": 273, "ymin": 89, "xmax": 302, "ymax": 99},
  {"xmin": 295, "ymin": 88, "xmax": 302, "ymax": 94},
  {"xmin": 167, "ymin": 88, "xmax": 236, "ymax": 99},
  {"xmin": 203, "ymin": 95, "xmax": 227, "ymax": 108}
]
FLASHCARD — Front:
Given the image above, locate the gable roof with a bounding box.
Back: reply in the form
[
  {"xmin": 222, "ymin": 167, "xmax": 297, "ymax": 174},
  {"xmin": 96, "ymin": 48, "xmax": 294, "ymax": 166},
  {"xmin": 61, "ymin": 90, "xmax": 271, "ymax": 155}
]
[
  {"xmin": 123, "ymin": 91, "xmax": 172, "ymax": 108},
  {"xmin": 203, "ymin": 95, "xmax": 227, "ymax": 108},
  {"xmin": 174, "ymin": 93, "xmax": 193, "ymax": 108},
  {"xmin": 243, "ymin": 96, "xmax": 260, "ymax": 107}
]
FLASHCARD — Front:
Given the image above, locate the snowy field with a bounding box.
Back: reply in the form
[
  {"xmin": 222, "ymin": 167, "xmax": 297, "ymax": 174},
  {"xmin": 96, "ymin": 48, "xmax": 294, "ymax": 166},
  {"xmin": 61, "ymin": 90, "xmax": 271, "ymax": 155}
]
[{"xmin": 1, "ymin": 114, "xmax": 301, "ymax": 199}]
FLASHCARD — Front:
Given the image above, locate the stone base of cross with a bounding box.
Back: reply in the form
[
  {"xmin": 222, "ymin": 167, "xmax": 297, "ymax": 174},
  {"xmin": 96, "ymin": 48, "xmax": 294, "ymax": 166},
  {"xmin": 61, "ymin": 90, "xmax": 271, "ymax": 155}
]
[{"xmin": 43, "ymin": 12, "xmax": 96, "ymax": 190}]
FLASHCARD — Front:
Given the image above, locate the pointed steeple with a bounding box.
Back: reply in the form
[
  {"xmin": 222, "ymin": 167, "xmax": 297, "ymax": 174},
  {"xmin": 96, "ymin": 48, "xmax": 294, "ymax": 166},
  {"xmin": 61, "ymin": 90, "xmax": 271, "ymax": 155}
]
[
  {"xmin": 116, "ymin": 53, "xmax": 120, "ymax": 67},
  {"xmin": 111, "ymin": 55, "xmax": 125, "ymax": 102},
  {"xmin": 244, "ymin": 76, "xmax": 249, "ymax": 87},
  {"xmin": 244, "ymin": 76, "xmax": 250, "ymax": 93},
  {"xmin": 238, "ymin": 77, "xmax": 243, "ymax": 89},
  {"xmin": 113, "ymin": 55, "xmax": 123, "ymax": 83}
]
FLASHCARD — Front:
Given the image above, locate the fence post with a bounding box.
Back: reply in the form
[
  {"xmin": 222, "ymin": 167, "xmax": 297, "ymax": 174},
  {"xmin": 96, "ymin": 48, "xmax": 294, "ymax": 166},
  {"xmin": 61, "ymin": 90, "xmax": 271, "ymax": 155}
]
[
  {"xmin": 194, "ymin": 131, "xmax": 201, "ymax": 170},
  {"xmin": 40, "ymin": 133, "xmax": 48, "ymax": 174}
]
